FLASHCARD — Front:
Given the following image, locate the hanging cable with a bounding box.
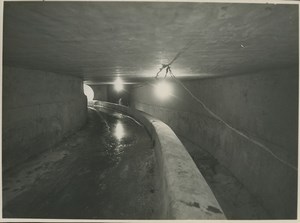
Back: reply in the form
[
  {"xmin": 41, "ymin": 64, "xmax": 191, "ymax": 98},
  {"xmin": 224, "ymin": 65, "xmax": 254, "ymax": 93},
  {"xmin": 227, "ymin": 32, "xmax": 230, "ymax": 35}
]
[
  {"xmin": 134, "ymin": 43, "xmax": 297, "ymax": 171},
  {"xmin": 168, "ymin": 39, "xmax": 195, "ymax": 66},
  {"xmin": 131, "ymin": 38, "xmax": 297, "ymax": 171},
  {"xmin": 167, "ymin": 68, "xmax": 297, "ymax": 171},
  {"xmin": 155, "ymin": 39, "xmax": 196, "ymax": 79},
  {"xmin": 133, "ymin": 39, "xmax": 196, "ymax": 89}
]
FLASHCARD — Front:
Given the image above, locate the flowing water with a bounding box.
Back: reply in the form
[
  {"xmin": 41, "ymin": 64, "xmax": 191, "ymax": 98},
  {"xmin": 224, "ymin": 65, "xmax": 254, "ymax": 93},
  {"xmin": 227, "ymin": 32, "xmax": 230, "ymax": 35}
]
[{"xmin": 3, "ymin": 107, "xmax": 158, "ymax": 219}]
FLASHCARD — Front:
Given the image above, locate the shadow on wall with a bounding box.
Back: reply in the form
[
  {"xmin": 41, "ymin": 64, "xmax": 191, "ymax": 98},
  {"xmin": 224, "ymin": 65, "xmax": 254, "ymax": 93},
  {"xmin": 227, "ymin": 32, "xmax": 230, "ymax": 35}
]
[
  {"xmin": 2, "ymin": 67, "xmax": 87, "ymax": 171},
  {"xmin": 129, "ymin": 68, "xmax": 298, "ymax": 219}
]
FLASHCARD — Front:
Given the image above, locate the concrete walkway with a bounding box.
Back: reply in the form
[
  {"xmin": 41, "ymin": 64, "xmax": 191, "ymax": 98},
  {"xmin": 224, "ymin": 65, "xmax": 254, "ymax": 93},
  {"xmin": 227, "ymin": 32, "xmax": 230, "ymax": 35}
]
[
  {"xmin": 3, "ymin": 108, "xmax": 157, "ymax": 219},
  {"xmin": 180, "ymin": 136, "xmax": 270, "ymax": 219}
]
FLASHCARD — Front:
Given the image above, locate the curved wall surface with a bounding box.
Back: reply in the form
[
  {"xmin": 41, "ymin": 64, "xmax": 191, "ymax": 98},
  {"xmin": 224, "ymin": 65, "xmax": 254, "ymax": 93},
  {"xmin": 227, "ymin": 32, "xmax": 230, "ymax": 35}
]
[
  {"xmin": 2, "ymin": 66, "xmax": 87, "ymax": 170},
  {"xmin": 92, "ymin": 100, "xmax": 226, "ymax": 219},
  {"xmin": 129, "ymin": 68, "xmax": 298, "ymax": 219}
]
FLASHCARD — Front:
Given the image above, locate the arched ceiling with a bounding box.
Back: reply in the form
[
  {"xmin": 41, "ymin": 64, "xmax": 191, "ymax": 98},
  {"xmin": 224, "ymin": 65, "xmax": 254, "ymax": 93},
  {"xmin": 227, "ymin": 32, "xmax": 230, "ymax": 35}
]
[{"xmin": 3, "ymin": 2, "xmax": 298, "ymax": 84}]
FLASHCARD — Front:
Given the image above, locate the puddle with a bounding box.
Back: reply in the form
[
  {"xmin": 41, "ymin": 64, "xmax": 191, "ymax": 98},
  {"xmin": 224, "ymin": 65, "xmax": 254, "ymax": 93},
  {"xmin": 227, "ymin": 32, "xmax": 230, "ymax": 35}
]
[
  {"xmin": 114, "ymin": 121, "xmax": 125, "ymax": 141},
  {"xmin": 3, "ymin": 108, "xmax": 157, "ymax": 219}
]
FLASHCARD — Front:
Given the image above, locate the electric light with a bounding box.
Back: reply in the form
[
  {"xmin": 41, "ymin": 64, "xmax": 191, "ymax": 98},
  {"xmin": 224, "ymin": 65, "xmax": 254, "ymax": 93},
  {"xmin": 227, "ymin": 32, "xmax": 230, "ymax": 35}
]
[
  {"xmin": 114, "ymin": 77, "xmax": 124, "ymax": 92},
  {"xmin": 83, "ymin": 84, "xmax": 94, "ymax": 101},
  {"xmin": 154, "ymin": 80, "xmax": 172, "ymax": 100}
]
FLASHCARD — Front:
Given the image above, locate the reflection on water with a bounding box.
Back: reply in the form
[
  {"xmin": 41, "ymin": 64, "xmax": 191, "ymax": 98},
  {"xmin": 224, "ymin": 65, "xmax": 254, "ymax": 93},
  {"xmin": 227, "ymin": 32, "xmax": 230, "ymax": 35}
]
[{"xmin": 114, "ymin": 121, "xmax": 125, "ymax": 141}]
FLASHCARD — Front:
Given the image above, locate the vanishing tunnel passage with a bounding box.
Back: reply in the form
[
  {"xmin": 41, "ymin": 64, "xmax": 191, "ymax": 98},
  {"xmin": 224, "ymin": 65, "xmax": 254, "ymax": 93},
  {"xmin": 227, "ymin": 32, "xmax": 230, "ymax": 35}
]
[
  {"xmin": 2, "ymin": 1, "xmax": 298, "ymax": 220},
  {"xmin": 3, "ymin": 108, "xmax": 158, "ymax": 219}
]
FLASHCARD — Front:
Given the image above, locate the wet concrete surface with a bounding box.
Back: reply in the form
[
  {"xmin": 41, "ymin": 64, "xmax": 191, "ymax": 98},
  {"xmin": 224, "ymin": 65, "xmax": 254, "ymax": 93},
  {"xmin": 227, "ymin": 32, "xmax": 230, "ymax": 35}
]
[
  {"xmin": 180, "ymin": 136, "xmax": 271, "ymax": 219},
  {"xmin": 3, "ymin": 107, "xmax": 157, "ymax": 219}
]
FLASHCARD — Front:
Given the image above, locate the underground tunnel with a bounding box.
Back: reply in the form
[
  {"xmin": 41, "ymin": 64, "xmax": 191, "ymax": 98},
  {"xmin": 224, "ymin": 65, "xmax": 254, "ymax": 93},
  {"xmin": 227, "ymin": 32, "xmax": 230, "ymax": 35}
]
[{"xmin": 1, "ymin": 1, "xmax": 299, "ymax": 221}]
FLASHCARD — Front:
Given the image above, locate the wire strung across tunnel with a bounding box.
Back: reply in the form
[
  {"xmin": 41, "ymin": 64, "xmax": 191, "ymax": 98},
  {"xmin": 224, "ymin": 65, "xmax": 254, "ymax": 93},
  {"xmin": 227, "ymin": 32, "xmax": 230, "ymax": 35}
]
[
  {"xmin": 132, "ymin": 38, "xmax": 297, "ymax": 171},
  {"xmin": 155, "ymin": 39, "xmax": 195, "ymax": 78},
  {"xmin": 133, "ymin": 39, "xmax": 196, "ymax": 89},
  {"xmin": 167, "ymin": 69, "xmax": 297, "ymax": 171}
]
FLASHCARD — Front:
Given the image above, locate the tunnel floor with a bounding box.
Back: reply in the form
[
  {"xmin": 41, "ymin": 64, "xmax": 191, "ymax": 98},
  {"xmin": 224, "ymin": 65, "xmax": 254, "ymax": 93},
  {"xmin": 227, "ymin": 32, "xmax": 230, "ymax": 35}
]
[{"xmin": 3, "ymin": 107, "xmax": 158, "ymax": 219}]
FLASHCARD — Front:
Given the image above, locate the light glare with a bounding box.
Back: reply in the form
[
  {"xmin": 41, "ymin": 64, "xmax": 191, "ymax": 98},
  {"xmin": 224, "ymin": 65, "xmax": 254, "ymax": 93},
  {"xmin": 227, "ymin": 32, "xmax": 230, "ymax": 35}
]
[
  {"xmin": 83, "ymin": 84, "xmax": 94, "ymax": 101},
  {"xmin": 114, "ymin": 121, "xmax": 125, "ymax": 140},
  {"xmin": 154, "ymin": 80, "xmax": 172, "ymax": 100},
  {"xmin": 114, "ymin": 77, "xmax": 124, "ymax": 92}
]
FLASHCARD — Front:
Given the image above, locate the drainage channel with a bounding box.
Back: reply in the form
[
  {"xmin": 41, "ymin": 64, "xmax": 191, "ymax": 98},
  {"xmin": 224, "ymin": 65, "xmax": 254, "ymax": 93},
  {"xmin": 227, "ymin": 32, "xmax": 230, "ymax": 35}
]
[{"xmin": 3, "ymin": 107, "xmax": 158, "ymax": 219}]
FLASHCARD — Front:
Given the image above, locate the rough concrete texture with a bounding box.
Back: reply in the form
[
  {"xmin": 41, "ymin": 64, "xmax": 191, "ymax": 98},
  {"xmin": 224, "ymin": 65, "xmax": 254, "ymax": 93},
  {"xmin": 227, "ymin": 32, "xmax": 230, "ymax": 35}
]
[
  {"xmin": 180, "ymin": 136, "xmax": 269, "ymax": 219},
  {"xmin": 107, "ymin": 85, "xmax": 130, "ymax": 106},
  {"xmin": 2, "ymin": 67, "xmax": 87, "ymax": 170},
  {"xmin": 89, "ymin": 85, "xmax": 107, "ymax": 101},
  {"xmin": 4, "ymin": 2, "xmax": 298, "ymax": 83},
  {"xmin": 90, "ymin": 84, "xmax": 130, "ymax": 105},
  {"xmin": 93, "ymin": 101, "xmax": 225, "ymax": 219},
  {"xmin": 3, "ymin": 108, "xmax": 157, "ymax": 219},
  {"xmin": 130, "ymin": 67, "xmax": 298, "ymax": 219}
]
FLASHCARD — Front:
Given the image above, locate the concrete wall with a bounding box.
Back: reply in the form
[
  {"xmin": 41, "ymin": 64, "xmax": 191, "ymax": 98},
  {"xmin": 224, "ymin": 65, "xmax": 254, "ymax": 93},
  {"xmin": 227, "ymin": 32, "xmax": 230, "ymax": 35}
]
[
  {"xmin": 90, "ymin": 85, "xmax": 108, "ymax": 101},
  {"xmin": 3, "ymin": 67, "xmax": 87, "ymax": 170},
  {"xmin": 90, "ymin": 84, "xmax": 130, "ymax": 105},
  {"xmin": 107, "ymin": 85, "xmax": 130, "ymax": 105},
  {"xmin": 129, "ymin": 67, "xmax": 298, "ymax": 219},
  {"xmin": 91, "ymin": 101, "xmax": 226, "ymax": 219}
]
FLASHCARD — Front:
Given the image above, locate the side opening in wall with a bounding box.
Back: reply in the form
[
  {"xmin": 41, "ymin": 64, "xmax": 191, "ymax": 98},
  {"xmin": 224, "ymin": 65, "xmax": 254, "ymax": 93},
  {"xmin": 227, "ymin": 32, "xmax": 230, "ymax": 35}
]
[{"xmin": 83, "ymin": 84, "xmax": 94, "ymax": 101}]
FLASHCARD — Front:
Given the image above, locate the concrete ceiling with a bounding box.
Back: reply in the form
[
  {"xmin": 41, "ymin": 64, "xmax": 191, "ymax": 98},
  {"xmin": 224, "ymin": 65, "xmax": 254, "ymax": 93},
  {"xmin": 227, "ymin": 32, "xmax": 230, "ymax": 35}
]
[{"xmin": 3, "ymin": 2, "xmax": 298, "ymax": 83}]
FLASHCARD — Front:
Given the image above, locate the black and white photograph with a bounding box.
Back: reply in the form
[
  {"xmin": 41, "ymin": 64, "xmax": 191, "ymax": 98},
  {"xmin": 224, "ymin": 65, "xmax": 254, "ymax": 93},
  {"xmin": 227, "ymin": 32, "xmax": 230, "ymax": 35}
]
[{"xmin": 1, "ymin": 0, "xmax": 299, "ymax": 221}]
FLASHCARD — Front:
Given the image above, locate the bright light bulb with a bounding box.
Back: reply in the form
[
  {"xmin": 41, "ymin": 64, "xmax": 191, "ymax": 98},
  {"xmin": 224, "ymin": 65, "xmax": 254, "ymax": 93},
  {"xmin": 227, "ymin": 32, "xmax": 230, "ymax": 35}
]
[
  {"xmin": 83, "ymin": 84, "xmax": 94, "ymax": 101},
  {"xmin": 114, "ymin": 77, "xmax": 124, "ymax": 92},
  {"xmin": 154, "ymin": 80, "xmax": 172, "ymax": 100}
]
